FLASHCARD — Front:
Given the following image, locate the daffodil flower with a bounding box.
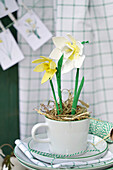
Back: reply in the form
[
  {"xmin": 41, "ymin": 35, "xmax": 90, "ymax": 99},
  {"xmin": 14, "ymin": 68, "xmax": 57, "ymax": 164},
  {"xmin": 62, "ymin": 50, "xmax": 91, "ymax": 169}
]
[
  {"xmin": 50, "ymin": 33, "xmax": 85, "ymax": 73},
  {"xmin": 32, "ymin": 56, "xmax": 57, "ymax": 84}
]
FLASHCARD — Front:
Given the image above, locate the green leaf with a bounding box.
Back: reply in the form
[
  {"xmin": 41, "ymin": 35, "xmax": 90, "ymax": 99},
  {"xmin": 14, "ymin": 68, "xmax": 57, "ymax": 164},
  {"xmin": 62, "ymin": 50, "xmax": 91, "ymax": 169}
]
[
  {"xmin": 71, "ymin": 68, "xmax": 79, "ymax": 115},
  {"xmin": 71, "ymin": 76, "xmax": 84, "ymax": 114},
  {"xmin": 57, "ymin": 54, "xmax": 64, "ymax": 70},
  {"xmin": 56, "ymin": 54, "xmax": 64, "ymax": 112},
  {"xmin": 76, "ymin": 76, "xmax": 84, "ymax": 103},
  {"xmin": 49, "ymin": 79, "xmax": 60, "ymax": 115}
]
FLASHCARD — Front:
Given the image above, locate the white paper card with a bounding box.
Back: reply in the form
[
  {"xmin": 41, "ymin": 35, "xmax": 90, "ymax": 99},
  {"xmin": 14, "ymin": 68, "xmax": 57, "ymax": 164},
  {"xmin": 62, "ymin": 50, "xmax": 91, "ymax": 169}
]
[
  {"xmin": 0, "ymin": 29, "xmax": 24, "ymax": 70},
  {"xmin": 0, "ymin": 0, "xmax": 19, "ymax": 18},
  {"xmin": 14, "ymin": 10, "xmax": 52, "ymax": 51}
]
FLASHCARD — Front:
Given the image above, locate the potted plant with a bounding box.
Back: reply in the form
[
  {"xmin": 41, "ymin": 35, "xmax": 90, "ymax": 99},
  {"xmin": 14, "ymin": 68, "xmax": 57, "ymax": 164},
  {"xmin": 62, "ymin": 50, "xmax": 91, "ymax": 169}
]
[{"xmin": 31, "ymin": 33, "xmax": 90, "ymax": 155}]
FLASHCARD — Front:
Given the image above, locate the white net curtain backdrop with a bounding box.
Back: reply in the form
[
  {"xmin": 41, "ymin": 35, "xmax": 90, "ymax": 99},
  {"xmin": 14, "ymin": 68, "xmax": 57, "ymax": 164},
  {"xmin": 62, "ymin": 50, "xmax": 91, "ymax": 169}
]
[{"xmin": 18, "ymin": 0, "xmax": 113, "ymax": 139}]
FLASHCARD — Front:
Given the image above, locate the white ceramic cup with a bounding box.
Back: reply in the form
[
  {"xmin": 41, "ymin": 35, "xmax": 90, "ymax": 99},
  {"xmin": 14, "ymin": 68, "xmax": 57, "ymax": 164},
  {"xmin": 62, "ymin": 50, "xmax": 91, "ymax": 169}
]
[{"xmin": 31, "ymin": 117, "xmax": 89, "ymax": 155}]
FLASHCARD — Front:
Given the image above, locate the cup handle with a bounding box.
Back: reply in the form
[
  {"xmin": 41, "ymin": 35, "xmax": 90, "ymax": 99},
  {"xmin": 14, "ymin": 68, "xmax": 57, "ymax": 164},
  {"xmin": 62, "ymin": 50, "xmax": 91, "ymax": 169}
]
[{"xmin": 31, "ymin": 123, "xmax": 50, "ymax": 143}]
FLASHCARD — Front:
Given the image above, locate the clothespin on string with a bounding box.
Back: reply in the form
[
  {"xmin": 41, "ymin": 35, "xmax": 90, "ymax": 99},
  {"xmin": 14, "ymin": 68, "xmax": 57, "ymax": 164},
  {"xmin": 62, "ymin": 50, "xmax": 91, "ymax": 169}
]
[
  {"xmin": 8, "ymin": 13, "xmax": 17, "ymax": 25},
  {"xmin": 7, "ymin": 3, "xmax": 30, "ymax": 26},
  {"xmin": 0, "ymin": 21, "xmax": 6, "ymax": 32}
]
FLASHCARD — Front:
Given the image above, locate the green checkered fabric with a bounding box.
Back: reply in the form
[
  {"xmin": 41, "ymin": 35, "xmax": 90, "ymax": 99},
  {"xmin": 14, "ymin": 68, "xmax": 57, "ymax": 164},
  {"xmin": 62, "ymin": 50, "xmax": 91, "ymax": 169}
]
[
  {"xmin": 18, "ymin": 0, "xmax": 113, "ymax": 139},
  {"xmin": 18, "ymin": 0, "xmax": 55, "ymax": 139},
  {"xmin": 55, "ymin": 0, "xmax": 113, "ymax": 120}
]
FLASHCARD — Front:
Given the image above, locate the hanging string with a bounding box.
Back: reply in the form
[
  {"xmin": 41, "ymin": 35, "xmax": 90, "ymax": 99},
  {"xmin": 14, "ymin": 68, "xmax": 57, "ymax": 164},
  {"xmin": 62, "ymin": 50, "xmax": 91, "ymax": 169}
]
[
  {"xmin": 0, "ymin": 13, "xmax": 17, "ymax": 33},
  {"xmin": 20, "ymin": 2, "xmax": 30, "ymax": 12},
  {"xmin": 0, "ymin": 2, "xmax": 27, "ymax": 33}
]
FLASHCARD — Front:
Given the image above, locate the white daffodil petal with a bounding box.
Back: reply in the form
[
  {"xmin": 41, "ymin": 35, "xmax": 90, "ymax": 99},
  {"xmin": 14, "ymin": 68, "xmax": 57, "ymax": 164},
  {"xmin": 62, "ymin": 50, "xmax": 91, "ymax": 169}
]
[
  {"xmin": 76, "ymin": 41, "xmax": 83, "ymax": 55},
  {"xmin": 62, "ymin": 59, "xmax": 75, "ymax": 74},
  {"xmin": 74, "ymin": 55, "xmax": 85, "ymax": 68},
  {"xmin": 52, "ymin": 37, "xmax": 67, "ymax": 49},
  {"xmin": 67, "ymin": 33, "xmax": 76, "ymax": 43},
  {"xmin": 49, "ymin": 48, "xmax": 62, "ymax": 60}
]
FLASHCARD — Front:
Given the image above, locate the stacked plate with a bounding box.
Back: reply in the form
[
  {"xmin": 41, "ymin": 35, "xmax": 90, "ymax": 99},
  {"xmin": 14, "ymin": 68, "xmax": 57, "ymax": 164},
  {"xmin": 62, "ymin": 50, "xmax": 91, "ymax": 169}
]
[{"xmin": 14, "ymin": 133, "xmax": 113, "ymax": 170}]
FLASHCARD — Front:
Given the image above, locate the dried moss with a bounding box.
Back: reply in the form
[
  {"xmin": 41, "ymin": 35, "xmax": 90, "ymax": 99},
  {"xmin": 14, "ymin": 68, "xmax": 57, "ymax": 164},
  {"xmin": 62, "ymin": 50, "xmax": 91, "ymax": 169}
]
[{"xmin": 34, "ymin": 90, "xmax": 90, "ymax": 121}]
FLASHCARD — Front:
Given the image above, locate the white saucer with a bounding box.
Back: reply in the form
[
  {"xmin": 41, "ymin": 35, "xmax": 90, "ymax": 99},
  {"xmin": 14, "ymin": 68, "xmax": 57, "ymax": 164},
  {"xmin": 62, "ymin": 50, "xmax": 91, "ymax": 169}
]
[
  {"xmin": 14, "ymin": 142, "xmax": 49, "ymax": 170},
  {"xmin": 28, "ymin": 134, "xmax": 108, "ymax": 164},
  {"xmin": 14, "ymin": 137, "xmax": 113, "ymax": 170}
]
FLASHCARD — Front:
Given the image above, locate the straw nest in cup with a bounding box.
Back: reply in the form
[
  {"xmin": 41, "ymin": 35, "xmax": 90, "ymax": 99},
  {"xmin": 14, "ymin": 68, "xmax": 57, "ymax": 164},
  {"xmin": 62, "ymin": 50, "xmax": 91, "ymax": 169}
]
[{"xmin": 34, "ymin": 90, "xmax": 90, "ymax": 121}]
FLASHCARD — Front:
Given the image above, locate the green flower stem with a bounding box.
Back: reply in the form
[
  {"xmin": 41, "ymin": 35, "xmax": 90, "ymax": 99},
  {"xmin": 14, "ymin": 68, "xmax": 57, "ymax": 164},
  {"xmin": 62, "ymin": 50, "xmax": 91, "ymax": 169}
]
[
  {"xmin": 76, "ymin": 76, "xmax": 84, "ymax": 105},
  {"xmin": 72, "ymin": 75, "xmax": 84, "ymax": 115},
  {"xmin": 56, "ymin": 54, "xmax": 64, "ymax": 113},
  {"xmin": 56, "ymin": 73, "xmax": 63, "ymax": 112},
  {"xmin": 71, "ymin": 68, "xmax": 79, "ymax": 115},
  {"xmin": 49, "ymin": 79, "xmax": 60, "ymax": 115}
]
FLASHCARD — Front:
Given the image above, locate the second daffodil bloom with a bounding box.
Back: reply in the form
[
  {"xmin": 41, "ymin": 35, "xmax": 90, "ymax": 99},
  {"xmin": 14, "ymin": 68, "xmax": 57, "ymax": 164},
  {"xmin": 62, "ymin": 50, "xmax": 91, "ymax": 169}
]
[
  {"xmin": 32, "ymin": 56, "xmax": 57, "ymax": 84},
  {"xmin": 50, "ymin": 33, "xmax": 85, "ymax": 74}
]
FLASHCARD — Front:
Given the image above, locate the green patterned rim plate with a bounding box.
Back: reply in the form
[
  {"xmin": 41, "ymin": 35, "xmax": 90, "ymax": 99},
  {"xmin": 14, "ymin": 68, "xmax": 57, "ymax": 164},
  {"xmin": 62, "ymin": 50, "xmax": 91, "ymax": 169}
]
[
  {"xmin": 28, "ymin": 134, "xmax": 108, "ymax": 164},
  {"xmin": 18, "ymin": 159, "xmax": 113, "ymax": 170},
  {"xmin": 14, "ymin": 141, "xmax": 113, "ymax": 170}
]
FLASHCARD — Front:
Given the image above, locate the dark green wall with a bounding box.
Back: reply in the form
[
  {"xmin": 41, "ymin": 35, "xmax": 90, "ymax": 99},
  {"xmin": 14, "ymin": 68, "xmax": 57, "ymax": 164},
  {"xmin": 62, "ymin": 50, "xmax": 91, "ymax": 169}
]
[{"xmin": 0, "ymin": 12, "xmax": 19, "ymax": 155}]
